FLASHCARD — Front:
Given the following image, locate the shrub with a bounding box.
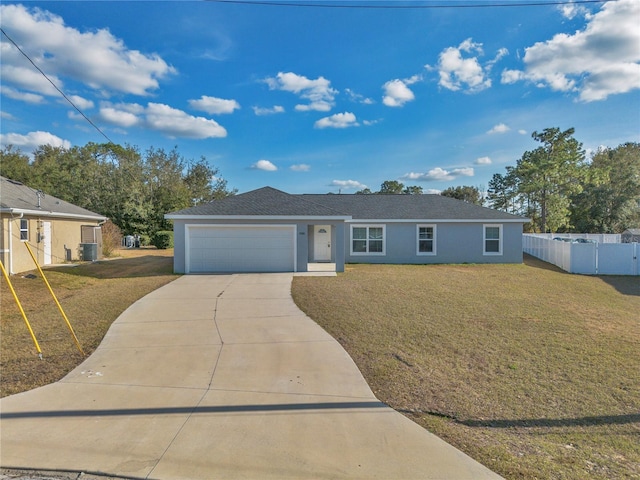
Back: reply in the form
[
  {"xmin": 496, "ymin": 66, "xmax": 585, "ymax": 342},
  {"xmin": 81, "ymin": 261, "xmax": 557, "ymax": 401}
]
[
  {"xmin": 139, "ymin": 234, "xmax": 151, "ymax": 247},
  {"xmin": 152, "ymin": 230, "xmax": 174, "ymax": 249},
  {"xmin": 101, "ymin": 220, "xmax": 122, "ymax": 257}
]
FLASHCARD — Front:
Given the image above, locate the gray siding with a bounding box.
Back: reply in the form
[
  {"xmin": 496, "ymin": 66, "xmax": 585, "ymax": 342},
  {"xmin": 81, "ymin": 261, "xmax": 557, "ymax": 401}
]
[
  {"xmin": 172, "ymin": 219, "xmax": 345, "ymax": 274},
  {"xmin": 172, "ymin": 219, "xmax": 523, "ymax": 274},
  {"xmin": 344, "ymin": 222, "xmax": 523, "ymax": 264}
]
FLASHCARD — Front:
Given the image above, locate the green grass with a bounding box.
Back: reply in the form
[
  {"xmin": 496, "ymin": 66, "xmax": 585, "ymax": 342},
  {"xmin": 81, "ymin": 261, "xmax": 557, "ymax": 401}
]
[
  {"xmin": 291, "ymin": 256, "xmax": 640, "ymax": 480},
  {"xmin": 1, "ymin": 249, "xmax": 177, "ymax": 397}
]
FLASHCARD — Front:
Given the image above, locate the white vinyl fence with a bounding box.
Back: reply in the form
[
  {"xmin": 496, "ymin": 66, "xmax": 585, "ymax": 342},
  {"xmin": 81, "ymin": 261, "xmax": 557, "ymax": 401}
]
[{"xmin": 523, "ymin": 234, "xmax": 639, "ymax": 276}]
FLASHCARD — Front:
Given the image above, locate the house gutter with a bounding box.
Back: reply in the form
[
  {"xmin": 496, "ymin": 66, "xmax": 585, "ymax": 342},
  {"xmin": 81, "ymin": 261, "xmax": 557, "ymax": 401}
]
[{"xmin": 1, "ymin": 208, "xmax": 106, "ymax": 222}]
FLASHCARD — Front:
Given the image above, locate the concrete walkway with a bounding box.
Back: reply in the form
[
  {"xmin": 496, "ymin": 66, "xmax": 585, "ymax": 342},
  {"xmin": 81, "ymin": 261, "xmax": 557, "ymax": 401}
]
[{"xmin": 0, "ymin": 274, "xmax": 502, "ymax": 480}]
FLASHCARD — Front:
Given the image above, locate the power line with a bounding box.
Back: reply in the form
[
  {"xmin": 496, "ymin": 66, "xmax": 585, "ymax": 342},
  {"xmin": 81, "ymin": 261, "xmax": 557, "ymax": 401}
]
[
  {"xmin": 207, "ymin": 0, "xmax": 608, "ymax": 9},
  {"xmin": 0, "ymin": 27, "xmax": 114, "ymax": 144}
]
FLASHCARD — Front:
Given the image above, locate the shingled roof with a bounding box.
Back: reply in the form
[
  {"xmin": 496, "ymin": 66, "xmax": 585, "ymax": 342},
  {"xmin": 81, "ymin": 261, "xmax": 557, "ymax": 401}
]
[
  {"xmin": 301, "ymin": 192, "xmax": 524, "ymax": 221},
  {"xmin": 0, "ymin": 176, "xmax": 106, "ymax": 220},
  {"xmin": 167, "ymin": 186, "xmax": 349, "ymax": 217},
  {"xmin": 167, "ymin": 186, "xmax": 526, "ymax": 222}
]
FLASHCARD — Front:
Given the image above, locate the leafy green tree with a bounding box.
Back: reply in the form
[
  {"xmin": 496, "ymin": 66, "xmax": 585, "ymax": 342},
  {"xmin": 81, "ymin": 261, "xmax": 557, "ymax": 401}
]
[
  {"xmin": 379, "ymin": 180, "xmax": 405, "ymax": 194},
  {"xmin": 145, "ymin": 147, "xmax": 193, "ymax": 233},
  {"xmin": 356, "ymin": 181, "xmax": 423, "ymax": 195},
  {"xmin": 184, "ymin": 158, "xmax": 236, "ymax": 204},
  {"xmin": 513, "ymin": 127, "xmax": 586, "ymax": 232},
  {"xmin": 487, "ymin": 169, "xmax": 518, "ymax": 213},
  {"xmin": 0, "ymin": 145, "xmax": 32, "ymax": 183},
  {"xmin": 402, "ymin": 185, "xmax": 423, "ymax": 195},
  {"xmin": 29, "ymin": 144, "xmax": 106, "ymax": 210},
  {"xmin": 99, "ymin": 143, "xmax": 153, "ymax": 236},
  {"xmin": 441, "ymin": 185, "xmax": 482, "ymax": 205},
  {"xmin": 0, "ymin": 142, "xmax": 234, "ymax": 238},
  {"xmin": 571, "ymin": 143, "xmax": 640, "ymax": 232}
]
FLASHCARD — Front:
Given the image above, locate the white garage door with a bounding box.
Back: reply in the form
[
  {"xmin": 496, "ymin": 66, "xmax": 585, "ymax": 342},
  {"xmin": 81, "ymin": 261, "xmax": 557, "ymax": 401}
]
[{"xmin": 187, "ymin": 225, "xmax": 296, "ymax": 273}]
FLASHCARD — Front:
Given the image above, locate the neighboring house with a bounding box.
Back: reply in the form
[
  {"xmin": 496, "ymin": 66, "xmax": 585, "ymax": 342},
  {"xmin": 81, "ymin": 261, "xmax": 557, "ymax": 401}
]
[
  {"xmin": 621, "ymin": 229, "xmax": 640, "ymax": 243},
  {"xmin": 166, "ymin": 186, "xmax": 528, "ymax": 274},
  {"xmin": 0, "ymin": 176, "xmax": 107, "ymax": 274}
]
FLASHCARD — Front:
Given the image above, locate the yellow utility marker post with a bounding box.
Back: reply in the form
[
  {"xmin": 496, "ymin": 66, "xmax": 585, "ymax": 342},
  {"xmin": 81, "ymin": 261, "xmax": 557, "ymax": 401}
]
[
  {"xmin": 24, "ymin": 242, "xmax": 85, "ymax": 356},
  {"xmin": 0, "ymin": 260, "xmax": 43, "ymax": 359}
]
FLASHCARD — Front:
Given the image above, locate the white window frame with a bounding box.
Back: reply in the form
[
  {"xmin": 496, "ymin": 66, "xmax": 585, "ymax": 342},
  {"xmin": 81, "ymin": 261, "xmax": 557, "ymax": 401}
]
[
  {"xmin": 350, "ymin": 224, "xmax": 386, "ymax": 256},
  {"xmin": 483, "ymin": 224, "xmax": 503, "ymax": 255},
  {"xmin": 416, "ymin": 224, "xmax": 437, "ymax": 256},
  {"xmin": 19, "ymin": 218, "xmax": 29, "ymax": 242}
]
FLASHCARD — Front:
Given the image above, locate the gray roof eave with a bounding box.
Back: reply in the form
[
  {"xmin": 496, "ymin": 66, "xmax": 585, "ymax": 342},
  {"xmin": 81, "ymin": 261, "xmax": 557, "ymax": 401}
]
[
  {"xmin": 165, "ymin": 214, "xmax": 352, "ymax": 221},
  {"xmin": 346, "ymin": 217, "xmax": 530, "ymax": 223}
]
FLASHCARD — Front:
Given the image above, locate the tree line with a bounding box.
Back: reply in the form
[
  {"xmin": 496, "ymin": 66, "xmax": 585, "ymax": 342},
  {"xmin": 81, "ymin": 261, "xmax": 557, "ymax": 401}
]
[
  {"xmin": 357, "ymin": 128, "xmax": 639, "ymax": 234},
  {"xmin": 356, "ymin": 180, "xmax": 484, "ymax": 204},
  {"xmin": 486, "ymin": 128, "xmax": 639, "ymax": 233},
  {"xmin": 1, "ymin": 127, "xmax": 637, "ymax": 236},
  {"xmin": 0, "ymin": 143, "xmax": 236, "ymax": 238}
]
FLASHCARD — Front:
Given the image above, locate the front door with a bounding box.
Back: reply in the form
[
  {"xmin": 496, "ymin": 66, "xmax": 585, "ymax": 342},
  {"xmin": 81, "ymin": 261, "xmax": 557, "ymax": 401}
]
[
  {"xmin": 314, "ymin": 225, "xmax": 331, "ymax": 262},
  {"xmin": 43, "ymin": 221, "xmax": 52, "ymax": 265}
]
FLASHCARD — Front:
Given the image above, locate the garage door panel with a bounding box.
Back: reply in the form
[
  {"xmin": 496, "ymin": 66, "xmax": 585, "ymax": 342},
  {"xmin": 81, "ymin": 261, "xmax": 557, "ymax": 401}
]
[{"xmin": 188, "ymin": 226, "xmax": 295, "ymax": 273}]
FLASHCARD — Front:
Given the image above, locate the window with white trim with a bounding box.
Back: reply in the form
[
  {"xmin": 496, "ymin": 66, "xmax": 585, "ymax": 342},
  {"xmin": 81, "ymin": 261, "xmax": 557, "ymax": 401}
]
[
  {"xmin": 19, "ymin": 219, "xmax": 29, "ymax": 241},
  {"xmin": 351, "ymin": 225, "xmax": 385, "ymax": 255},
  {"xmin": 417, "ymin": 225, "xmax": 436, "ymax": 255},
  {"xmin": 483, "ymin": 224, "xmax": 502, "ymax": 255}
]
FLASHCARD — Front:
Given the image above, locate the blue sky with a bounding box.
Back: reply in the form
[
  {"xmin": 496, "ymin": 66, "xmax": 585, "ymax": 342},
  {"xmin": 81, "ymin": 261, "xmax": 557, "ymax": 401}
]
[{"xmin": 1, "ymin": 0, "xmax": 639, "ymax": 194}]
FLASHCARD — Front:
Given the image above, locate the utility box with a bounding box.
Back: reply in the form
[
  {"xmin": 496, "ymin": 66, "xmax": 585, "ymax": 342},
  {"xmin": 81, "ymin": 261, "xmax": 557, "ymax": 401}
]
[{"xmin": 81, "ymin": 243, "xmax": 98, "ymax": 261}]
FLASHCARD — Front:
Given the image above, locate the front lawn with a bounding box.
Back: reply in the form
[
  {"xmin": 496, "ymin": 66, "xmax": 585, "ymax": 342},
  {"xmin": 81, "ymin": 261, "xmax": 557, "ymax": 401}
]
[{"xmin": 291, "ymin": 255, "xmax": 640, "ymax": 480}]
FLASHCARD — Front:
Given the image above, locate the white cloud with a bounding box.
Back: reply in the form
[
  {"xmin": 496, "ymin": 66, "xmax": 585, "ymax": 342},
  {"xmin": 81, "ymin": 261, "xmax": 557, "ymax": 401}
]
[
  {"xmin": 402, "ymin": 167, "xmax": 474, "ymax": 182},
  {"xmin": 98, "ymin": 106, "xmax": 141, "ymax": 128},
  {"xmin": 345, "ymin": 88, "xmax": 374, "ymax": 104},
  {"xmin": 251, "ymin": 159, "xmax": 278, "ymax": 171},
  {"xmin": 253, "ymin": 105, "xmax": 285, "ymax": 115},
  {"xmin": 145, "ymin": 103, "xmax": 226, "ymax": 139},
  {"xmin": 433, "ymin": 38, "xmax": 494, "ymax": 93},
  {"xmin": 500, "ymin": 0, "xmax": 640, "ymax": 102},
  {"xmin": 425, "ymin": 189, "xmax": 442, "ymax": 194},
  {"xmin": 295, "ymin": 103, "xmax": 331, "ymax": 112},
  {"xmin": 1, "ymin": 85, "xmax": 45, "ymax": 104},
  {"xmin": 66, "ymin": 94, "xmax": 94, "ymax": 110},
  {"xmin": 266, "ymin": 72, "xmax": 337, "ymax": 112},
  {"xmin": 559, "ymin": 2, "xmax": 589, "ymax": 20},
  {"xmin": 189, "ymin": 96, "xmax": 240, "ymax": 115},
  {"xmin": 330, "ymin": 180, "xmax": 367, "ymax": 190},
  {"xmin": 501, "ymin": 69, "xmax": 524, "ymax": 84},
  {"xmin": 94, "ymin": 101, "xmax": 227, "ymax": 139},
  {"xmin": 488, "ymin": 48, "xmax": 509, "ymax": 67},
  {"xmin": 0, "ymin": 130, "xmax": 71, "ymax": 150},
  {"xmin": 0, "ymin": 4, "xmax": 175, "ymax": 97},
  {"xmin": 0, "ymin": 64, "xmax": 61, "ymax": 97},
  {"xmin": 518, "ymin": 129, "xmax": 528, "ymax": 135},
  {"xmin": 475, "ymin": 156, "xmax": 492, "ymax": 165},
  {"xmin": 314, "ymin": 112, "xmax": 359, "ymax": 129},
  {"xmin": 382, "ymin": 79, "xmax": 416, "ymax": 107},
  {"xmin": 290, "ymin": 164, "xmax": 310, "ymax": 172},
  {"xmin": 488, "ymin": 123, "xmax": 510, "ymax": 134}
]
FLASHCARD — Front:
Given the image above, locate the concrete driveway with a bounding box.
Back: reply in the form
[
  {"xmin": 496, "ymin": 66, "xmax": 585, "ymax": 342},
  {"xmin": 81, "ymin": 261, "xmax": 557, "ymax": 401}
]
[{"xmin": 0, "ymin": 274, "xmax": 502, "ymax": 479}]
